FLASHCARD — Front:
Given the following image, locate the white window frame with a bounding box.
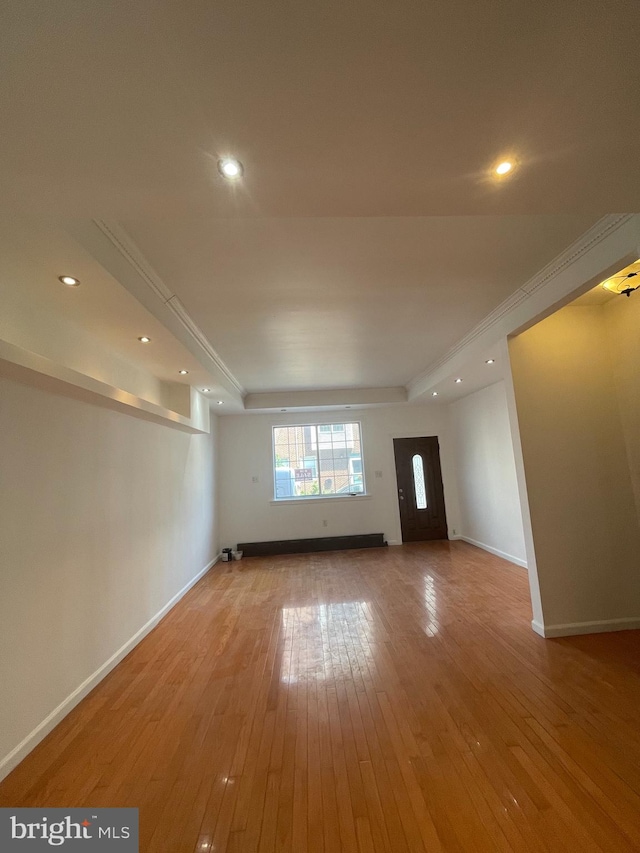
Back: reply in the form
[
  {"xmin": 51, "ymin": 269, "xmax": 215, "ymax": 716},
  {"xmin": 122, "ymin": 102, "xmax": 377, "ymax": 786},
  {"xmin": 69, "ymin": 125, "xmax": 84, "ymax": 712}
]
[{"xmin": 272, "ymin": 421, "xmax": 366, "ymax": 500}]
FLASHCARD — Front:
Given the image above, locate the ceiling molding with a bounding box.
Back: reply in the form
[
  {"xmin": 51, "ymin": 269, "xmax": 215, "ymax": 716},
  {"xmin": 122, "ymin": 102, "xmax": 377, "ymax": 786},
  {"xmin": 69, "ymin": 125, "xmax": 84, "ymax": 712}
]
[
  {"xmin": 407, "ymin": 214, "xmax": 636, "ymax": 398},
  {"xmin": 92, "ymin": 220, "xmax": 246, "ymax": 396}
]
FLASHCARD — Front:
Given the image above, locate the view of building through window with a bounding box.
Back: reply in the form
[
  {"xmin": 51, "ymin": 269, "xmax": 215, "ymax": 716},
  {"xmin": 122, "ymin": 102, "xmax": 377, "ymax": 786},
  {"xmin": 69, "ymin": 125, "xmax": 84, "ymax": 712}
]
[{"xmin": 273, "ymin": 422, "xmax": 365, "ymax": 498}]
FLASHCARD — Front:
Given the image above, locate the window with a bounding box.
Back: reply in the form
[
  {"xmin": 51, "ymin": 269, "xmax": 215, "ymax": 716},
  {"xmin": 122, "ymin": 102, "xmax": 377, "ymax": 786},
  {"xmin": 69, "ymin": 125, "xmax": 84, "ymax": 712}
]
[
  {"xmin": 412, "ymin": 453, "xmax": 427, "ymax": 509},
  {"xmin": 273, "ymin": 422, "xmax": 365, "ymax": 499}
]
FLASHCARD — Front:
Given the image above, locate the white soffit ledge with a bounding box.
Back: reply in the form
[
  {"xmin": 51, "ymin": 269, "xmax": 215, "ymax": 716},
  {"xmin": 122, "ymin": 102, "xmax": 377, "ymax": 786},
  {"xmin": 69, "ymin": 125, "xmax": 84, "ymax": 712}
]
[
  {"xmin": 244, "ymin": 387, "xmax": 408, "ymax": 410},
  {"xmin": 0, "ymin": 340, "xmax": 210, "ymax": 434}
]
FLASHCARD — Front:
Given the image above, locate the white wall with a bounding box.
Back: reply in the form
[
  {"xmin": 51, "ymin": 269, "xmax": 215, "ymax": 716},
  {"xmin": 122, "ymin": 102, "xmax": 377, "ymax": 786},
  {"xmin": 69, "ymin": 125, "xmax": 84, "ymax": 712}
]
[
  {"xmin": 450, "ymin": 381, "xmax": 527, "ymax": 567},
  {"xmin": 509, "ymin": 304, "xmax": 640, "ymax": 635},
  {"xmin": 218, "ymin": 405, "xmax": 460, "ymax": 548},
  {"xmin": 604, "ymin": 291, "xmax": 640, "ymax": 525},
  {"xmin": 0, "ymin": 378, "xmax": 219, "ymax": 779}
]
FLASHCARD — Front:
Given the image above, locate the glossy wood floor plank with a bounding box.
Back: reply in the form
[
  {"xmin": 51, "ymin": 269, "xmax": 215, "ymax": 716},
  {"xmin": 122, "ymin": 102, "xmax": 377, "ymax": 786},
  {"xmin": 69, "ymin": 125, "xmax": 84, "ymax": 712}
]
[{"xmin": 2, "ymin": 541, "xmax": 640, "ymax": 852}]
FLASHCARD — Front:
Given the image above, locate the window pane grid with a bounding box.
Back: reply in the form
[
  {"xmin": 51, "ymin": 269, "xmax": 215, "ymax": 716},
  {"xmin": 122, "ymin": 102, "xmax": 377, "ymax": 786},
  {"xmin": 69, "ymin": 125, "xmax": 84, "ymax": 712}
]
[{"xmin": 273, "ymin": 422, "xmax": 364, "ymax": 499}]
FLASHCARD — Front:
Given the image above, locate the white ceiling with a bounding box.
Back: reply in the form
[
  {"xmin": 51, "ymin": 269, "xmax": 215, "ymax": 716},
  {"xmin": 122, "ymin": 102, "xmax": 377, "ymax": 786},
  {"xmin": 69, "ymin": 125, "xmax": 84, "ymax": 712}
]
[
  {"xmin": 123, "ymin": 214, "xmax": 598, "ymax": 392},
  {"xmin": 1, "ymin": 0, "xmax": 639, "ymax": 409}
]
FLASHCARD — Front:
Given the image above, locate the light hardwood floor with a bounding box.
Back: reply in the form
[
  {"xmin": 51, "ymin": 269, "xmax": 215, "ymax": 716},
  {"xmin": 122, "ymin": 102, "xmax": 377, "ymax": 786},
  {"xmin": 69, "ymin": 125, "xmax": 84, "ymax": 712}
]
[{"xmin": 2, "ymin": 541, "xmax": 640, "ymax": 852}]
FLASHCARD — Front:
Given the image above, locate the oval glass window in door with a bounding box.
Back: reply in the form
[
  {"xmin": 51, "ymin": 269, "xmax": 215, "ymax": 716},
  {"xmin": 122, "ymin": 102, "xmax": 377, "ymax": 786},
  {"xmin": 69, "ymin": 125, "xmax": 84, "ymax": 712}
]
[{"xmin": 412, "ymin": 454, "xmax": 427, "ymax": 509}]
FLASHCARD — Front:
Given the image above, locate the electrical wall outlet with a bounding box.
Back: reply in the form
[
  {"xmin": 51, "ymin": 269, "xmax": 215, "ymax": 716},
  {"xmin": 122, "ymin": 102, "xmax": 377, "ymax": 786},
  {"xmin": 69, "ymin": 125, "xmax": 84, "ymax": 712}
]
[
  {"xmin": 375, "ymin": 470, "xmax": 383, "ymax": 478},
  {"xmin": 322, "ymin": 520, "xmax": 328, "ymax": 527},
  {"xmin": 252, "ymin": 476, "xmax": 259, "ymax": 483}
]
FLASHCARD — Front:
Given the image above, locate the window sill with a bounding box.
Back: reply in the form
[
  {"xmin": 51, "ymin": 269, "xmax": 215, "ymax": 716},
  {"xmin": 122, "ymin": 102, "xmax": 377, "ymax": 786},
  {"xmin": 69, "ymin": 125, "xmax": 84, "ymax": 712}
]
[{"xmin": 270, "ymin": 494, "xmax": 372, "ymax": 505}]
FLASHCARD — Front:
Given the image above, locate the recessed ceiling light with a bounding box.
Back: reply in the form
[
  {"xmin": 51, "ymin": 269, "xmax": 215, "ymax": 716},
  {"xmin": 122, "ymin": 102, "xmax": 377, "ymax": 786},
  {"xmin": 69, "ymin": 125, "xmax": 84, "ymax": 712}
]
[
  {"xmin": 432, "ymin": 391, "xmax": 438, "ymax": 396},
  {"xmin": 202, "ymin": 388, "xmax": 211, "ymax": 393},
  {"xmin": 178, "ymin": 369, "xmax": 189, "ymax": 375},
  {"xmin": 485, "ymin": 359, "xmax": 495, "ymax": 364},
  {"xmin": 454, "ymin": 378, "xmax": 462, "ymax": 383},
  {"xmin": 218, "ymin": 158, "xmax": 243, "ymax": 180},
  {"xmin": 138, "ymin": 336, "xmax": 151, "ymax": 343},
  {"xmin": 495, "ymin": 161, "xmax": 513, "ymax": 175},
  {"xmin": 59, "ymin": 275, "xmax": 80, "ymax": 287},
  {"xmin": 217, "ymin": 401, "xmax": 224, "ymax": 405}
]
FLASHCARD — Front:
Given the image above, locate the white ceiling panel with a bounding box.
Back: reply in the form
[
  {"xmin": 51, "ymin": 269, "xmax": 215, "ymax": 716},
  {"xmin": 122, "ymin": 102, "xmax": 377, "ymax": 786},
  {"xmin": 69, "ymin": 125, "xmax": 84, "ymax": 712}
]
[{"xmin": 1, "ymin": 0, "xmax": 638, "ymax": 404}]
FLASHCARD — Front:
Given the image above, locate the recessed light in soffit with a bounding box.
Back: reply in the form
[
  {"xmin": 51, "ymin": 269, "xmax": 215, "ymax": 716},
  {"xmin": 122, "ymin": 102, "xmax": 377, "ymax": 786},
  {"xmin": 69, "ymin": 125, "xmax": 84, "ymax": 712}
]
[
  {"xmin": 59, "ymin": 275, "xmax": 80, "ymax": 287},
  {"xmin": 218, "ymin": 158, "xmax": 244, "ymax": 180}
]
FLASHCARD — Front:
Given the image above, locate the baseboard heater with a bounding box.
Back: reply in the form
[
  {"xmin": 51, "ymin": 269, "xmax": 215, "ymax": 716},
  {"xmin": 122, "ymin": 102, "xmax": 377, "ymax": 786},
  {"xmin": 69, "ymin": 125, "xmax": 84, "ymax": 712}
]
[{"xmin": 237, "ymin": 533, "xmax": 387, "ymax": 558}]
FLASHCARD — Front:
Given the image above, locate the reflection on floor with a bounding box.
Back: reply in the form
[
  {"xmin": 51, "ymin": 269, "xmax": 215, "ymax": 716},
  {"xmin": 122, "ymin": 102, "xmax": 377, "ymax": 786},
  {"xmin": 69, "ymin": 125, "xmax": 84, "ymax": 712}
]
[
  {"xmin": 2, "ymin": 541, "xmax": 640, "ymax": 852},
  {"xmin": 280, "ymin": 602, "xmax": 375, "ymax": 684}
]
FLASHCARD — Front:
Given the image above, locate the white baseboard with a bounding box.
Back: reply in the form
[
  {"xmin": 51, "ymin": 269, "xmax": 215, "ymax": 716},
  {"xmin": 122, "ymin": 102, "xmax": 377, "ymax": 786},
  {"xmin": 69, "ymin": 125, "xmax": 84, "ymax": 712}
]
[
  {"xmin": 532, "ymin": 616, "xmax": 640, "ymax": 638},
  {"xmin": 0, "ymin": 553, "xmax": 220, "ymax": 783},
  {"xmin": 457, "ymin": 535, "xmax": 528, "ymax": 569}
]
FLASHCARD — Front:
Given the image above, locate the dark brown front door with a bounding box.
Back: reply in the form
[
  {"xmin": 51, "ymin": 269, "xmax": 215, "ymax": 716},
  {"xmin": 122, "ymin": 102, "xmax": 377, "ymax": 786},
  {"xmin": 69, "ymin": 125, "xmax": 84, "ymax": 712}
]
[{"xmin": 393, "ymin": 436, "xmax": 448, "ymax": 542}]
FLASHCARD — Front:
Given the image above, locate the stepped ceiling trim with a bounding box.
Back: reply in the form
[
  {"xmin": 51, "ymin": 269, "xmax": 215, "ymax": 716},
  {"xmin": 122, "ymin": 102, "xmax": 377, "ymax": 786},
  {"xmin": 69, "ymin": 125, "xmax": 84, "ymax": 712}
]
[
  {"xmin": 85, "ymin": 215, "xmax": 636, "ymax": 410},
  {"xmin": 94, "ymin": 220, "xmax": 246, "ymax": 396},
  {"xmin": 408, "ymin": 214, "xmax": 634, "ymax": 397}
]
